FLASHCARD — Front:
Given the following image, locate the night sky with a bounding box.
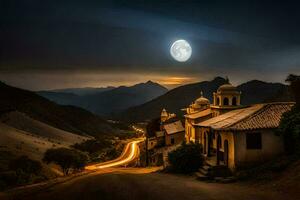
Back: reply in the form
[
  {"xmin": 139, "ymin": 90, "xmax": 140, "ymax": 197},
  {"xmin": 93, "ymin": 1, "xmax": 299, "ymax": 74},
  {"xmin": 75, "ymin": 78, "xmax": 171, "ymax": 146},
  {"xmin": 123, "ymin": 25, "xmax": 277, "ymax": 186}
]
[{"xmin": 1, "ymin": 0, "xmax": 300, "ymax": 90}]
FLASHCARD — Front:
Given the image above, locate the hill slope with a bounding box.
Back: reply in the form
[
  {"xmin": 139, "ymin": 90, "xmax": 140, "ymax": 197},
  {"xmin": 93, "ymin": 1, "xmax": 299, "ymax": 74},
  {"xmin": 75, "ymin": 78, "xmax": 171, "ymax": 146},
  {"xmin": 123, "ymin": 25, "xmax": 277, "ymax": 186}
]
[
  {"xmin": 0, "ymin": 122, "xmax": 89, "ymax": 160},
  {"xmin": 0, "ymin": 81, "xmax": 119, "ymax": 138},
  {"xmin": 118, "ymin": 77, "xmax": 293, "ymax": 122},
  {"xmin": 0, "ymin": 111, "xmax": 91, "ymax": 144},
  {"xmin": 237, "ymin": 80, "xmax": 291, "ymax": 105},
  {"xmin": 38, "ymin": 81, "xmax": 168, "ymax": 116},
  {"xmin": 49, "ymin": 86, "xmax": 115, "ymax": 96},
  {"xmin": 118, "ymin": 77, "xmax": 227, "ymax": 121}
]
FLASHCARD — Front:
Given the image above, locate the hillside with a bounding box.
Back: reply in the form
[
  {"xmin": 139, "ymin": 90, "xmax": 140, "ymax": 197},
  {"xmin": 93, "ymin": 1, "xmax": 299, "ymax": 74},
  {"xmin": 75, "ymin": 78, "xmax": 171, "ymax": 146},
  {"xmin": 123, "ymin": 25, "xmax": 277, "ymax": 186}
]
[
  {"xmin": 0, "ymin": 81, "xmax": 120, "ymax": 138},
  {"xmin": 49, "ymin": 86, "xmax": 115, "ymax": 96},
  {"xmin": 237, "ymin": 80, "xmax": 291, "ymax": 105},
  {"xmin": 118, "ymin": 77, "xmax": 293, "ymax": 122},
  {"xmin": 118, "ymin": 77, "xmax": 227, "ymax": 122},
  {"xmin": 0, "ymin": 122, "xmax": 89, "ymax": 160},
  {"xmin": 0, "ymin": 111, "xmax": 91, "ymax": 144},
  {"xmin": 38, "ymin": 81, "xmax": 168, "ymax": 116}
]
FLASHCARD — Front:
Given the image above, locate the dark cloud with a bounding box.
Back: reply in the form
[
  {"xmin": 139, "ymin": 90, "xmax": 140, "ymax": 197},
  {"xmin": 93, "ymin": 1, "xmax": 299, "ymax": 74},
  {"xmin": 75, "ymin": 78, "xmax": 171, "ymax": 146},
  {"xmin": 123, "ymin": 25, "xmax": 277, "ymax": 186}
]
[{"xmin": 0, "ymin": 0, "xmax": 300, "ymax": 89}]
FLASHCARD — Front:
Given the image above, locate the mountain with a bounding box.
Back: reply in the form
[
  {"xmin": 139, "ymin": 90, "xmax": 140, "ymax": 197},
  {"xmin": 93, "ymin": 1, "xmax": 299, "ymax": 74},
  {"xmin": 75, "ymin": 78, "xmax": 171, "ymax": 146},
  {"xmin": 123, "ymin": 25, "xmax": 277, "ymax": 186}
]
[
  {"xmin": 237, "ymin": 80, "xmax": 292, "ymax": 104},
  {"xmin": 0, "ymin": 81, "xmax": 120, "ymax": 138},
  {"xmin": 49, "ymin": 86, "xmax": 115, "ymax": 96},
  {"xmin": 118, "ymin": 77, "xmax": 228, "ymax": 122},
  {"xmin": 38, "ymin": 81, "xmax": 168, "ymax": 116},
  {"xmin": 118, "ymin": 77, "xmax": 293, "ymax": 122},
  {"xmin": 36, "ymin": 91, "xmax": 80, "ymax": 105}
]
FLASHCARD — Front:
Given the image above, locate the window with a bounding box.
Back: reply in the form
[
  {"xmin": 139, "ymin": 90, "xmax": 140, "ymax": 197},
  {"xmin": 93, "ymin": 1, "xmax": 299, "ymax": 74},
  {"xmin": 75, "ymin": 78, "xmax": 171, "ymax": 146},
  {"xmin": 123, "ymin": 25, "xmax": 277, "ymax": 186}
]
[
  {"xmin": 171, "ymin": 138, "xmax": 175, "ymax": 144},
  {"xmin": 223, "ymin": 97, "xmax": 229, "ymax": 105},
  {"xmin": 246, "ymin": 132, "xmax": 262, "ymax": 149},
  {"xmin": 217, "ymin": 97, "xmax": 220, "ymax": 106}
]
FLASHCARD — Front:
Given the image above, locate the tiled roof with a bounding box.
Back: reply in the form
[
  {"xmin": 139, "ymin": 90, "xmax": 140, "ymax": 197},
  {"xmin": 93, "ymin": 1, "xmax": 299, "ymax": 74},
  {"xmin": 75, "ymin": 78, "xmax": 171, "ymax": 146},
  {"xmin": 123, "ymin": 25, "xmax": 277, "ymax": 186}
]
[
  {"xmin": 185, "ymin": 109, "xmax": 212, "ymax": 119},
  {"xmin": 155, "ymin": 131, "xmax": 164, "ymax": 137},
  {"xmin": 196, "ymin": 102, "xmax": 295, "ymax": 131},
  {"xmin": 163, "ymin": 120, "xmax": 185, "ymax": 135}
]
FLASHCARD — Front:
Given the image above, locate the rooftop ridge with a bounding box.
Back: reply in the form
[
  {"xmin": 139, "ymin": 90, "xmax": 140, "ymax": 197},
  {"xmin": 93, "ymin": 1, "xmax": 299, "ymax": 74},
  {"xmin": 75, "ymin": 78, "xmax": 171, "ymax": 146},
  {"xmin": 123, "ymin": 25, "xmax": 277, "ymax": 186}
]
[
  {"xmin": 226, "ymin": 102, "xmax": 295, "ymax": 130},
  {"xmin": 202, "ymin": 105, "xmax": 256, "ymax": 127},
  {"xmin": 221, "ymin": 104, "xmax": 264, "ymax": 129}
]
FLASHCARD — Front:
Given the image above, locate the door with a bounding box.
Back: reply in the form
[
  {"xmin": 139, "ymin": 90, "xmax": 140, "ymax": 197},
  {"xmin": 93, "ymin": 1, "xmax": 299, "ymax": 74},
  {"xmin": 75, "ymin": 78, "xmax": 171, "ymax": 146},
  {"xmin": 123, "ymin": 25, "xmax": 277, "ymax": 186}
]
[
  {"xmin": 224, "ymin": 140, "xmax": 229, "ymax": 166},
  {"xmin": 217, "ymin": 134, "xmax": 222, "ymax": 165},
  {"xmin": 203, "ymin": 132, "xmax": 207, "ymax": 154}
]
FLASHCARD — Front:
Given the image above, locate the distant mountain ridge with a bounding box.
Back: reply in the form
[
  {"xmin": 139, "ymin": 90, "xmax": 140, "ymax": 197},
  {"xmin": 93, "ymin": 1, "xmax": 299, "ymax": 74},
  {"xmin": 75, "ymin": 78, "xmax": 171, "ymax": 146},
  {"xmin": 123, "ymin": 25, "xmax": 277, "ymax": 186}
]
[
  {"xmin": 117, "ymin": 77, "xmax": 293, "ymax": 122},
  {"xmin": 0, "ymin": 81, "xmax": 120, "ymax": 138},
  {"xmin": 37, "ymin": 81, "xmax": 168, "ymax": 116},
  {"xmin": 49, "ymin": 86, "xmax": 116, "ymax": 96}
]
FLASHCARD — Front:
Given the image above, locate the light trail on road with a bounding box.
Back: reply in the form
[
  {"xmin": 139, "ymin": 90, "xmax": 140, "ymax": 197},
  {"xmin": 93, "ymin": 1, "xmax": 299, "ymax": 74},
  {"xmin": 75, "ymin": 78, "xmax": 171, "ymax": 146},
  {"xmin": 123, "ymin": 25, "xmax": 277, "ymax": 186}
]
[{"xmin": 85, "ymin": 139, "xmax": 144, "ymax": 170}]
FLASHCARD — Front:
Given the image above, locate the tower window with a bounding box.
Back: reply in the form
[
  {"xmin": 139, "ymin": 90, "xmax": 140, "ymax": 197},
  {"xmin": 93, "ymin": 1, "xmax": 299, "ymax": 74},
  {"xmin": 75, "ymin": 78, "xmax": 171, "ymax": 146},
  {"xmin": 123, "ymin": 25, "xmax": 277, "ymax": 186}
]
[
  {"xmin": 232, "ymin": 97, "xmax": 237, "ymax": 106},
  {"xmin": 223, "ymin": 97, "xmax": 229, "ymax": 105}
]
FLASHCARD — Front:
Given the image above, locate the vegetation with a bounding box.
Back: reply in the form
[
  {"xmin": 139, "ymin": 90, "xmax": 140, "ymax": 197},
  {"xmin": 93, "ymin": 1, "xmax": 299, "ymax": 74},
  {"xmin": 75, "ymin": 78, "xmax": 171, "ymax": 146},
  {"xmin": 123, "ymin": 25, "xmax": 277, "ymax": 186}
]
[
  {"xmin": 9, "ymin": 155, "xmax": 42, "ymax": 175},
  {"xmin": 72, "ymin": 139, "xmax": 112, "ymax": 154},
  {"xmin": 278, "ymin": 106, "xmax": 300, "ymax": 154},
  {"xmin": 43, "ymin": 148, "xmax": 88, "ymax": 175},
  {"xmin": 168, "ymin": 142, "xmax": 204, "ymax": 173},
  {"xmin": 72, "ymin": 139, "xmax": 125, "ymax": 162},
  {"xmin": 278, "ymin": 74, "xmax": 300, "ymax": 155},
  {"xmin": 0, "ymin": 155, "xmax": 45, "ymax": 190}
]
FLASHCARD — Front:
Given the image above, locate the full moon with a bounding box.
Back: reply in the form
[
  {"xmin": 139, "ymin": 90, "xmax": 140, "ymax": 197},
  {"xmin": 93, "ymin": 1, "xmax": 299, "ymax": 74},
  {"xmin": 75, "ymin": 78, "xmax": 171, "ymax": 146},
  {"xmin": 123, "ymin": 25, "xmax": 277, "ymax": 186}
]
[{"xmin": 170, "ymin": 39, "xmax": 192, "ymax": 62}]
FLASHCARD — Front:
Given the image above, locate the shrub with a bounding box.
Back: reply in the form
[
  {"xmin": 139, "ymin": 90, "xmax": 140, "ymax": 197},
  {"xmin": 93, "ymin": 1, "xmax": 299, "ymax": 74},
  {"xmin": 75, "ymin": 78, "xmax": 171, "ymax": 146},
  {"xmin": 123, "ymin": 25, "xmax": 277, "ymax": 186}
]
[
  {"xmin": 168, "ymin": 142, "xmax": 204, "ymax": 173},
  {"xmin": 72, "ymin": 139, "xmax": 112, "ymax": 154},
  {"xmin": 43, "ymin": 148, "xmax": 88, "ymax": 175},
  {"xmin": 277, "ymin": 106, "xmax": 300, "ymax": 155},
  {"xmin": 9, "ymin": 155, "xmax": 42, "ymax": 175}
]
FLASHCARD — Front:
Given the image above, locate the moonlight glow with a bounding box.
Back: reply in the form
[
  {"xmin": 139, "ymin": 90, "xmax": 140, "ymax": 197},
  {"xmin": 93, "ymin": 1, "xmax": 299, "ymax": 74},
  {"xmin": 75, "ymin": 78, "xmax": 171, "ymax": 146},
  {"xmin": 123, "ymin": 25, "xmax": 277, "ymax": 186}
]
[{"xmin": 170, "ymin": 39, "xmax": 192, "ymax": 62}]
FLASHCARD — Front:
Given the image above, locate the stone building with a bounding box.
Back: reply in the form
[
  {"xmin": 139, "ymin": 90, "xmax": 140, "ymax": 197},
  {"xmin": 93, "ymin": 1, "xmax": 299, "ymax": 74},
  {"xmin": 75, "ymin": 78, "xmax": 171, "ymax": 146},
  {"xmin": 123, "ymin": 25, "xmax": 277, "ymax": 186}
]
[
  {"xmin": 185, "ymin": 82, "xmax": 242, "ymax": 143},
  {"xmin": 145, "ymin": 108, "xmax": 185, "ymax": 166},
  {"xmin": 184, "ymin": 82, "xmax": 295, "ymax": 171},
  {"xmin": 195, "ymin": 102, "xmax": 294, "ymax": 170}
]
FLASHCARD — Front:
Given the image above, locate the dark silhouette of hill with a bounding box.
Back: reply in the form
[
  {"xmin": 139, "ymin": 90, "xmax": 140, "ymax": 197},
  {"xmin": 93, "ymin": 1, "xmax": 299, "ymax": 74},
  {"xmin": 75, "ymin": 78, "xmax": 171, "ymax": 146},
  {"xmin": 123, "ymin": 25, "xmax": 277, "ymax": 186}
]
[
  {"xmin": 237, "ymin": 80, "xmax": 292, "ymax": 105},
  {"xmin": 118, "ymin": 77, "xmax": 293, "ymax": 122},
  {"xmin": 0, "ymin": 81, "xmax": 119, "ymax": 138},
  {"xmin": 117, "ymin": 77, "xmax": 227, "ymax": 122},
  {"xmin": 49, "ymin": 86, "xmax": 115, "ymax": 96},
  {"xmin": 36, "ymin": 91, "xmax": 80, "ymax": 106},
  {"xmin": 38, "ymin": 81, "xmax": 168, "ymax": 116}
]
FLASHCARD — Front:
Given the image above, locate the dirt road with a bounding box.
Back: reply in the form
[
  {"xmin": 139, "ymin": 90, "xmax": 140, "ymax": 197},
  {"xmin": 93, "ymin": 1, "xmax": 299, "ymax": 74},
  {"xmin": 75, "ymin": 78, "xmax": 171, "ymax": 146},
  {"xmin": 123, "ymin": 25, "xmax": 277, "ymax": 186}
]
[{"xmin": 2, "ymin": 167, "xmax": 289, "ymax": 200}]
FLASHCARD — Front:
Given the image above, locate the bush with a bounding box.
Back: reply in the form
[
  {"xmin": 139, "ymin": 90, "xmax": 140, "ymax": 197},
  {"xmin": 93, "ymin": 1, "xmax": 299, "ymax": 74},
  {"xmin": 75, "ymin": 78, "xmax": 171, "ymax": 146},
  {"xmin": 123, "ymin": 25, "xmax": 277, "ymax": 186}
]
[
  {"xmin": 277, "ymin": 106, "xmax": 300, "ymax": 155},
  {"xmin": 168, "ymin": 142, "xmax": 204, "ymax": 173},
  {"xmin": 72, "ymin": 139, "xmax": 112, "ymax": 154},
  {"xmin": 43, "ymin": 148, "xmax": 88, "ymax": 175},
  {"xmin": 9, "ymin": 155, "xmax": 42, "ymax": 175}
]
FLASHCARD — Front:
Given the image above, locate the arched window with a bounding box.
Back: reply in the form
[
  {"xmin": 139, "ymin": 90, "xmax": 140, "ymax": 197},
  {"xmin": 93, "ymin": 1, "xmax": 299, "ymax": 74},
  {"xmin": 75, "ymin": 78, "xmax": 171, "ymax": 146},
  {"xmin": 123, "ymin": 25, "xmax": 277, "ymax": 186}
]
[
  {"xmin": 217, "ymin": 97, "xmax": 220, "ymax": 106},
  {"xmin": 232, "ymin": 97, "xmax": 237, "ymax": 106},
  {"xmin": 223, "ymin": 97, "xmax": 229, "ymax": 105}
]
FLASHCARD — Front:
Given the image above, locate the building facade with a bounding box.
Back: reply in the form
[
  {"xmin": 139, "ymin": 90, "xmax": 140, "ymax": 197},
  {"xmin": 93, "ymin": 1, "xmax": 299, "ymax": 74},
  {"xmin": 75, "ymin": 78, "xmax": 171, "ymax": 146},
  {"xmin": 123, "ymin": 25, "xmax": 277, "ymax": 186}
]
[{"xmin": 184, "ymin": 82, "xmax": 295, "ymax": 171}]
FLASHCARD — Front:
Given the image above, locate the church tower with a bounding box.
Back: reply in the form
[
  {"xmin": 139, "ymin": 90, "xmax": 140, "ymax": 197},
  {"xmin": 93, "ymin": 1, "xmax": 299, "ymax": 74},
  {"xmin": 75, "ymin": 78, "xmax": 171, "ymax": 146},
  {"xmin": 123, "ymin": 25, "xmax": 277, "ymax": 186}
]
[{"xmin": 211, "ymin": 79, "xmax": 242, "ymax": 116}]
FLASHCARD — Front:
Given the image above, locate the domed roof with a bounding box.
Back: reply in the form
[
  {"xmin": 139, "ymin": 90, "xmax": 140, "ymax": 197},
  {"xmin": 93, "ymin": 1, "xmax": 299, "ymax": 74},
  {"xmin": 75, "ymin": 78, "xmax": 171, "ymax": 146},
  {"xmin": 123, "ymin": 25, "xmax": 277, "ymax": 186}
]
[
  {"xmin": 195, "ymin": 91, "xmax": 210, "ymax": 105},
  {"xmin": 217, "ymin": 83, "xmax": 237, "ymax": 92},
  {"xmin": 161, "ymin": 108, "xmax": 168, "ymax": 117}
]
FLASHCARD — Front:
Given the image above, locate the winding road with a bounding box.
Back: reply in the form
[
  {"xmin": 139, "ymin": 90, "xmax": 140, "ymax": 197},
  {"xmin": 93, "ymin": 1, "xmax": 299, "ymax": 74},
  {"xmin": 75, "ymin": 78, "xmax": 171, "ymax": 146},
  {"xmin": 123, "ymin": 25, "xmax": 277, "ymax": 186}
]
[
  {"xmin": 85, "ymin": 138, "xmax": 144, "ymax": 170},
  {"xmin": 1, "ymin": 138, "xmax": 294, "ymax": 200}
]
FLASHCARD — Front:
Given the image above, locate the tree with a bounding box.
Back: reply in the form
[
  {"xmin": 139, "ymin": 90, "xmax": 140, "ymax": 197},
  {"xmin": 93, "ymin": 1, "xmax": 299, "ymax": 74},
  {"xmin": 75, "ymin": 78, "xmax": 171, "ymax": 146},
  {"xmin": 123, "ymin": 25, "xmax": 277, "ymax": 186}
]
[
  {"xmin": 277, "ymin": 74, "xmax": 300, "ymax": 154},
  {"xmin": 43, "ymin": 148, "xmax": 88, "ymax": 175},
  {"xmin": 168, "ymin": 142, "xmax": 204, "ymax": 173},
  {"xmin": 278, "ymin": 106, "xmax": 300, "ymax": 154},
  {"xmin": 286, "ymin": 74, "xmax": 300, "ymax": 105}
]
